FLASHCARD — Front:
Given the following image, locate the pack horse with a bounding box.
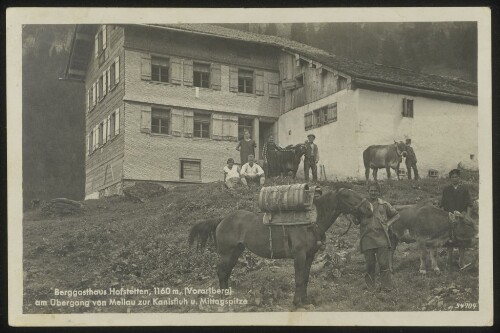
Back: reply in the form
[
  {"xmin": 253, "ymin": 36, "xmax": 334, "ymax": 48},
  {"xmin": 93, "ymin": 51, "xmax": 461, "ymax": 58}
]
[
  {"xmin": 189, "ymin": 184, "xmax": 373, "ymax": 307},
  {"xmin": 363, "ymin": 141, "xmax": 407, "ymax": 182}
]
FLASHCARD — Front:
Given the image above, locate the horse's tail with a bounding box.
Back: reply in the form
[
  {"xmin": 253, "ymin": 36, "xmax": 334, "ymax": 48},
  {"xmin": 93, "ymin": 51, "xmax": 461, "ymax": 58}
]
[{"xmin": 188, "ymin": 219, "xmax": 222, "ymax": 248}]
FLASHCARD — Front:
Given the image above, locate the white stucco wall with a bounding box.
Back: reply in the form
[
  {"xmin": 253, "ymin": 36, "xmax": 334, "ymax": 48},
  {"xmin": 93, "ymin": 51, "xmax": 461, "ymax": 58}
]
[
  {"xmin": 356, "ymin": 89, "xmax": 478, "ymax": 179},
  {"xmin": 278, "ymin": 89, "xmax": 360, "ymax": 180}
]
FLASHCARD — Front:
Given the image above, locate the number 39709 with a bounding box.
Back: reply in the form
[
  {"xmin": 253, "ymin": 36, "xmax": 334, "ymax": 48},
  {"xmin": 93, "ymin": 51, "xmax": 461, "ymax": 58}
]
[{"xmin": 455, "ymin": 302, "xmax": 478, "ymax": 310}]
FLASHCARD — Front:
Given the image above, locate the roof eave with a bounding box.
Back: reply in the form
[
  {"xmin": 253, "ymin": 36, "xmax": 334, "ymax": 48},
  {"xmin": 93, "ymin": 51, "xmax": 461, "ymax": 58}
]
[{"xmin": 352, "ymin": 78, "xmax": 477, "ymax": 105}]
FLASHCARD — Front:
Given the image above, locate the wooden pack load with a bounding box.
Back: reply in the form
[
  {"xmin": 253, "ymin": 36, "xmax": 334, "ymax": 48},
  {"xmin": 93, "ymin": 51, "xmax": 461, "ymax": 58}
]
[{"xmin": 258, "ymin": 184, "xmax": 318, "ymax": 225}]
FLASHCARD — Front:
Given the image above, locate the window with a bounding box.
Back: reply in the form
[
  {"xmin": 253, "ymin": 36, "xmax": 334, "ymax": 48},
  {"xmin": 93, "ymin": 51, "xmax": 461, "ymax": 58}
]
[
  {"xmin": 304, "ymin": 112, "xmax": 313, "ymax": 130},
  {"xmin": 151, "ymin": 108, "xmax": 170, "ymax": 134},
  {"xmin": 193, "ymin": 63, "xmax": 210, "ymax": 88},
  {"xmin": 313, "ymin": 107, "xmax": 328, "ymax": 127},
  {"xmin": 295, "ymin": 73, "xmax": 304, "ymax": 88},
  {"xmin": 327, "ymin": 103, "xmax": 338, "ymax": 122},
  {"xmin": 88, "ymin": 130, "xmax": 94, "ymax": 155},
  {"xmin": 194, "ymin": 113, "xmax": 210, "ymax": 138},
  {"xmin": 110, "ymin": 63, "xmax": 115, "ymax": 87},
  {"xmin": 98, "ymin": 122, "xmax": 104, "ymax": 146},
  {"xmin": 151, "ymin": 56, "xmax": 169, "ymax": 83},
  {"xmin": 238, "ymin": 69, "xmax": 254, "ymax": 93},
  {"xmin": 337, "ymin": 76, "xmax": 347, "ymax": 91},
  {"xmin": 180, "ymin": 159, "xmax": 201, "ymax": 181},
  {"xmin": 98, "ymin": 75, "xmax": 103, "ymax": 100},
  {"xmin": 403, "ymin": 98, "xmax": 414, "ymax": 118},
  {"xmin": 94, "ymin": 25, "xmax": 107, "ymax": 58},
  {"xmin": 238, "ymin": 118, "xmax": 253, "ymax": 140},
  {"xmin": 110, "ymin": 112, "xmax": 116, "ymax": 137}
]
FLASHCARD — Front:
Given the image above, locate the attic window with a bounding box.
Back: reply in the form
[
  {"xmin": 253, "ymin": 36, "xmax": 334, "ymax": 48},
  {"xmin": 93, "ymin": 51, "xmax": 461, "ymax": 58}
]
[
  {"xmin": 337, "ymin": 76, "xmax": 347, "ymax": 91},
  {"xmin": 94, "ymin": 25, "xmax": 107, "ymax": 59}
]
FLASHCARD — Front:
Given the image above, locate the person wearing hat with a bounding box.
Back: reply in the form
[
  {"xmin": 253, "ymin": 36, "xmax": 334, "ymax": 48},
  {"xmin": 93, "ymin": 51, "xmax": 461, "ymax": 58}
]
[
  {"xmin": 440, "ymin": 168, "xmax": 473, "ymax": 269},
  {"xmin": 405, "ymin": 138, "xmax": 420, "ymax": 180},
  {"xmin": 353, "ymin": 181, "xmax": 400, "ymax": 291},
  {"xmin": 304, "ymin": 134, "xmax": 319, "ymax": 182},
  {"xmin": 223, "ymin": 158, "xmax": 242, "ymax": 189}
]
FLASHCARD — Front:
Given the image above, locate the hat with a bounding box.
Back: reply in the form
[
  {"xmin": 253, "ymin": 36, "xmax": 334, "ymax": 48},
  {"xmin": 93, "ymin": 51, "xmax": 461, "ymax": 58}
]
[
  {"xmin": 227, "ymin": 158, "xmax": 234, "ymax": 164},
  {"xmin": 449, "ymin": 169, "xmax": 461, "ymax": 177},
  {"xmin": 307, "ymin": 134, "xmax": 316, "ymax": 139},
  {"xmin": 406, "ymin": 138, "xmax": 412, "ymax": 144}
]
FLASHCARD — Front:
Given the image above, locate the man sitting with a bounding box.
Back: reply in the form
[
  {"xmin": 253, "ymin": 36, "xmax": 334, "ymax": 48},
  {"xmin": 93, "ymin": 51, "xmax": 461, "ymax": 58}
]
[
  {"xmin": 240, "ymin": 154, "xmax": 265, "ymax": 187},
  {"xmin": 223, "ymin": 158, "xmax": 241, "ymax": 189}
]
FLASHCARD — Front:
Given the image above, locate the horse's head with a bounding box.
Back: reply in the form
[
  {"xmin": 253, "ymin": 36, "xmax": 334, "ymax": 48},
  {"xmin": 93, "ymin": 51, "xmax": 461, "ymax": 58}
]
[
  {"xmin": 294, "ymin": 143, "xmax": 307, "ymax": 158},
  {"xmin": 449, "ymin": 212, "xmax": 478, "ymax": 241},
  {"xmin": 394, "ymin": 140, "xmax": 407, "ymax": 158},
  {"xmin": 336, "ymin": 188, "xmax": 373, "ymax": 217}
]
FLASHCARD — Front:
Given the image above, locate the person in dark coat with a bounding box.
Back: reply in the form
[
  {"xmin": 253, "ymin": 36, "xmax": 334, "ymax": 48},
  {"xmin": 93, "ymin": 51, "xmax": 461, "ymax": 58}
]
[
  {"xmin": 262, "ymin": 135, "xmax": 282, "ymax": 177},
  {"xmin": 353, "ymin": 182, "xmax": 400, "ymax": 291},
  {"xmin": 405, "ymin": 138, "xmax": 420, "ymax": 180},
  {"xmin": 304, "ymin": 134, "xmax": 319, "ymax": 182},
  {"xmin": 440, "ymin": 168, "xmax": 473, "ymax": 269},
  {"xmin": 236, "ymin": 129, "xmax": 256, "ymax": 165}
]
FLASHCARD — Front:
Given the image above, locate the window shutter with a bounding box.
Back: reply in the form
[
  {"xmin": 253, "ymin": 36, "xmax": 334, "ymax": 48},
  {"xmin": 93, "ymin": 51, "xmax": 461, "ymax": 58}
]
[
  {"xmin": 183, "ymin": 60, "xmax": 193, "ymax": 87},
  {"xmin": 268, "ymin": 83, "xmax": 279, "ymax": 98},
  {"xmin": 94, "ymin": 33, "xmax": 99, "ymax": 58},
  {"xmin": 229, "ymin": 67, "xmax": 239, "ymax": 92},
  {"xmin": 102, "ymin": 25, "xmax": 107, "ymax": 50},
  {"xmin": 210, "ymin": 63, "xmax": 221, "ymax": 90},
  {"xmin": 140, "ymin": 106, "xmax": 152, "ymax": 133},
  {"xmin": 304, "ymin": 112, "xmax": 313, "ymax": 130},
  {"xmin": 224, "ymin": 115, "xmax": 239, "ymax": 141},
  {"xmin": 170, "ymin": 58, "xmax": 183, "ymax": 85},
  {"xmin": 93, "ymin": 125, "xmax": 98, "ymax": 149},
  {"xmin": 115, "ymin": 56, "xmax": 120, "ymax": 84},
  {"xmin": 183, "ymin": 110, "xmax": 194, "ymax": 138},
  {"xmin": 92, "ymin": 83, "xmax": 96, "ymax": 106},
  {"xmin": 409, "ymin": 100, "xmax": 414, "ymax": 117},
  {"xmin": 141, "ymin": 55, "xmax": 151, "ymax": 81},
  {"xmin": 107, "ymin": 115, "xmax": 111, "ymax": 140},
  {"xmin": 212, "ymin": 113, "xmax": 224, "ymax": 140},
  {"xmin": 107, "ymin": 68, "xmax": 111, "ymax": 93},
  {"xmin": 102, "ymin": 70, "xmax": 107, "ymax": 97},
  {"xmin": 402, "ymin": 98, "xmax": 407, "ymax": 116},
  {"xmin": 327, "ymin": 103, "xmax": 337, "ymax": 121},
  {"xmin": 85, "ymin": 89, "xmax": 89, "ymax": 112},
  {"xmin": 103, "ymin": 119, "xmax": 108, "ymax": 144},
  {"xmin": 87, "ymin": 133, "xmax": 90, "ymax": 155},
  {"xmin": 255, "ymin": 71, "xmax": 264, "ymax": 96},
  {"xmin": 114, "ymin": 109, "xmax": 120, "ymax": 136},
  {"xmin": 171, "ymin": 109, "xmax": 184, "ymax": 136}
]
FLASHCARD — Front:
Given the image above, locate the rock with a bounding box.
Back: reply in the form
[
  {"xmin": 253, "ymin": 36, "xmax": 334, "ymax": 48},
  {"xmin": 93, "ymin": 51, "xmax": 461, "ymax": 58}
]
[
  {"xmin": 452, "ymin": 289, "xmax": 460, "ymax": 294},
  {"xmin": 123, "ymin": 182, "xmax": 167, "ymax": 202},
  {"xmin": 41, "ymin": 198, "xmax": 84, "ymax": 216},
  {"xmin": 332, "ymin": 268, "xmax": 342, "ymax": 279},
  {"xmin": 311, "ymin": 261, "xmax": 326, "ymax": 274},
  {"xmin": 438, "ymin": 300, "xmax": 444, "ymax": 308}
]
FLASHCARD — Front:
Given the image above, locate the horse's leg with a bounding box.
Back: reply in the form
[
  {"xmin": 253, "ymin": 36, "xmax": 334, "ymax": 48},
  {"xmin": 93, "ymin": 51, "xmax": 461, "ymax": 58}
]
[
  {"xmin": 386, "ymin": 166, "xmax": 391, "ymax": 180},
  {"xmin": 365, "ymin": 166, "xmax": 370, "ymax": 182},
  {"xmin": 419, "ymin": 243, "xmax": 427, "ymax": 274},
  {"xmin": 447, "ymin": 247, "xmax": 454, "ymax": 269},
  {"xmin": 293, "ymin": 250, "xmax": 307, "ymax": 307},
  {"xmin": 302, "ymin": 252, "xmax": 315, "ymax": 305},
  {"xmin": 217, "ymin": 244, "xmax": 244, "ymax": 289},
  {"xmin": 373, "ymin": 168, "xmax": 378, "ymax": 182},
  {"xmin": 429, "ymin": 248, "xmax": 440, "ymax": 274},
  {"xmin": 458, "ymin": 247, "xmax": 470, "ymax": 269}
]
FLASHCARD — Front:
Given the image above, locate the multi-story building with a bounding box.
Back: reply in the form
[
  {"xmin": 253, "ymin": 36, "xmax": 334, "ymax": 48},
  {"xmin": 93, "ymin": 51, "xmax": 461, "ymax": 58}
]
[{"xmin": 64, "ymin": 24, "xmax": 478, "ymax": 199}]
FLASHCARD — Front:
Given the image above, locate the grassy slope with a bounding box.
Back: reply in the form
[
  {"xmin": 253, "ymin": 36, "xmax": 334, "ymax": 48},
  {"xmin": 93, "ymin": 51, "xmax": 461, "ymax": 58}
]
[{"xmin": 23, "ymin": 178, "xmax": 479, "ymax": 313}]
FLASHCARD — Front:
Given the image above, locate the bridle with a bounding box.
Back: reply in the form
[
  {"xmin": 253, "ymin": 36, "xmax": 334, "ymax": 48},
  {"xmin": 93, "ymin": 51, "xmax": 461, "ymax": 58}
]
[{"xmin": 337, "ymin": 188, "xmax": 369, "ymax": 215}]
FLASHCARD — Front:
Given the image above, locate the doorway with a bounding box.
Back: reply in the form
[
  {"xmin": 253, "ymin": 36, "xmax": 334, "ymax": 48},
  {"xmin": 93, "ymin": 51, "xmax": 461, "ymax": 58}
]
[{"xmin": 259, "ymin": 121, "xmax": 275, "ymax": 160}]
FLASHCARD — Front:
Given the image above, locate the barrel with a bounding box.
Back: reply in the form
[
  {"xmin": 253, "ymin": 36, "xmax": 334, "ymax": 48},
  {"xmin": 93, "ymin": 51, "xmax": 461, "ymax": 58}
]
[{"xmin": 258, "ymin": 184, "xmax": 310, "ymax": 212}]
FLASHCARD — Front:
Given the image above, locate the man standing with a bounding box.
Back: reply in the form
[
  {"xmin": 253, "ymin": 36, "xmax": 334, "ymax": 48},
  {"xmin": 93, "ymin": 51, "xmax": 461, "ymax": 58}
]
[
  {"xmin": 441, "ymin": 168, "xmax": 473, "ymax": 269},
  {"xmin": 223, "ymin": 158, "xmax": 241, "ymax": 189},
  {"xmin": 405, "ymin": 138, "xmax": 420, "ymax": 180},
  {"xmin": 240, "ymin": 154, "xmax": 265, "ymax": 187},
  {"xmin": 304, "ymin": 134, "xmax": 319, "ymax": 182},
  {"xmin": 353, "ymin": 182, "xmax": 400, "ymax": 291},
  {"xmin": 262, "ymin": 135, "xmax": 282, "ymax": 177}
]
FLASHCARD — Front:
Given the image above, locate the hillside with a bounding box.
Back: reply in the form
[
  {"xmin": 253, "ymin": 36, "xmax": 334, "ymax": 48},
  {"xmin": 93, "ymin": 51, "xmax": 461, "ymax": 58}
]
[{"xmin": 23, "ymin": 178, "xmax": 479, "ymax": 313}]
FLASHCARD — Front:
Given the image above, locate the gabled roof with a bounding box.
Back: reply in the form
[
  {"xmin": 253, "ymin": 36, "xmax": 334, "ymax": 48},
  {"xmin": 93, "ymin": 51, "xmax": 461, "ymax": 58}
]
[
  {"xmin": 64, "ymin": 23, "xmax": 477, "ymax": 103},
  {"xmin": 146, "ymin": 24, "xmax": 477, "ymax": 101}
]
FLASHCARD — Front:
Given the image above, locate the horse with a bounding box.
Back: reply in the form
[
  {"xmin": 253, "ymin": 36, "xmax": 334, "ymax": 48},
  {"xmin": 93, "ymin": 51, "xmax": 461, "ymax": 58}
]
[
  {"xmin": 275, "ymin": 143, "xmax": 306, "ymax": 178},
  {"xmin": 191, "ymin": 188, "xmax": 373, "ymax": 307},
  {"xmin": 363, "ymin": 141, "xmax": 407, "ymax": 182},
  {"xmin": 188, "ymin": 218, "xmax": 220, "ymax": 250}
]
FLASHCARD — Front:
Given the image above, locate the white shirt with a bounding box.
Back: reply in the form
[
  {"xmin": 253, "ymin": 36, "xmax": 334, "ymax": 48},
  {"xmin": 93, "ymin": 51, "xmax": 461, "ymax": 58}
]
[
  {"xmin": 240, "ymin": 162, "xmax": 264, "ymax": 177},
  {"xmin": 223, "ymin": 165, "xmax": 240, "ymax": 179}
]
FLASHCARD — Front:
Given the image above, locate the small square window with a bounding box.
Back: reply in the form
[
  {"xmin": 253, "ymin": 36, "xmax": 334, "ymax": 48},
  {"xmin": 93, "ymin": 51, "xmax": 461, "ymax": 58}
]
[
  {"xmin": 238, "ymin": 69, "xmax": 253, "ymax": 94},
  {"xmin": 403, "ymin": 98, "xmax": 414, "ymax": 118},
  {"xmin": 180, "ymin": 159, "xmax": 201, "ymax": 181},
  {"xmin": 296, "ymin": 74, "xmax": 304, "ymax": 88}
]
